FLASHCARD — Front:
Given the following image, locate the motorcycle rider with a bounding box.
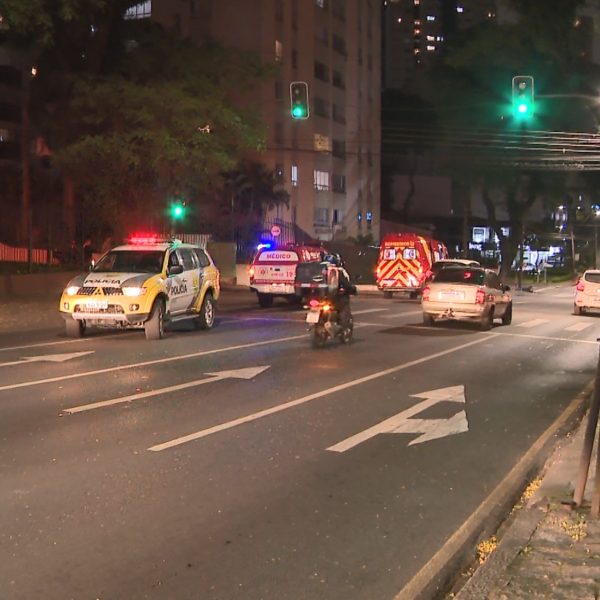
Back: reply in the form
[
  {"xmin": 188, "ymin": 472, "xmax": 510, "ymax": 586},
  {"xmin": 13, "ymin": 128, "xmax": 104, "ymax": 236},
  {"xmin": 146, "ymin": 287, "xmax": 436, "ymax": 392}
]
[{"xmin": 320, "ymin": 252, "xmax": 356, "ymax": 331}]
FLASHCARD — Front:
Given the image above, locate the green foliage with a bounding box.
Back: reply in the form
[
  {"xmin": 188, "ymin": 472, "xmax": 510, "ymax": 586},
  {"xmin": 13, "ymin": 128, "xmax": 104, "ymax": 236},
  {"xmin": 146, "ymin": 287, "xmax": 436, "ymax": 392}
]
[
  {"xmin": 425, "ymin": 3, "xmax": 600, "ymax": 277},
  {"xmin": 1, "ymin": 3, "xmax": 270, "ymax": 234}
]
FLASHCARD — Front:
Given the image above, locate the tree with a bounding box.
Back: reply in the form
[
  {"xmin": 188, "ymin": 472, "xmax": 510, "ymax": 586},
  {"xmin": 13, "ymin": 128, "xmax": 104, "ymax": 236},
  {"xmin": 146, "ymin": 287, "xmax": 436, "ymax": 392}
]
[
  {"xmin": 0, "ymin": 1, "xmax": 270, "ymax": 241},
  {"xmin": 425, "ymin": 0, "xmax": 600, "ymax": 278},
  {"xmin": 221, "ymin": 160, "xmax": 290, "ymax": 243}
]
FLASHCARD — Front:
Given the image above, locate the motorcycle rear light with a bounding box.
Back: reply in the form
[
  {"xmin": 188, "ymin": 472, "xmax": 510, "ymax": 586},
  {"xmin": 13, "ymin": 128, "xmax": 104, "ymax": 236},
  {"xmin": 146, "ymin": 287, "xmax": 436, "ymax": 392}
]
[
  {"xmin": 576, "ymin": 279, "xmax": 585, "ymax": 292},
  {"xmin": 475, "ymin": 288, "xmax": 486, "ymax": 304},
  {"xmin": 422, "ymin": 286, "xmax": 430, "ymax": 301},
  {"xmin": 309, "ymin": 299, "xmax": 321, "ymax": 308}
]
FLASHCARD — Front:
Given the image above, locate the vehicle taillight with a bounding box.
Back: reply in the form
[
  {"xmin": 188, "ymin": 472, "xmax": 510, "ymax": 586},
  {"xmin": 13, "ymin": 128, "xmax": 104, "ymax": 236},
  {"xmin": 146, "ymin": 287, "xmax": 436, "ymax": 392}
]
[
  {"xmin": 576, "ymin": 279, "xmax": 585, "ymax": 292},
  {"xmin": 376, "ymin": 265, "xmax": 381, "ymax": 277},
  {"xmin": 249, "ymin": 267, "xmax": 254, "ymax": 280},
  {"xmin": 422, "ymin": 286, "xmax": 430, "ymax": 301},
  {"xmin": 475, "ymin": 288, "xmax": 486, "ymax": 304},
  {"xmin": 309, "ymin": 299, "xmax": 321, "ymax": 308}
]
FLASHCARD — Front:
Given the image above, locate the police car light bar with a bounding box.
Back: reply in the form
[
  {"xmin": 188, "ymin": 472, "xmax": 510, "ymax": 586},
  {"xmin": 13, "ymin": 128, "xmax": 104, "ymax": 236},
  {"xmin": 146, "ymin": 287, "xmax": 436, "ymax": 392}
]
[
  {"xmin": 128, "ymin": 234, "xmax": 162, "ymax": 245},
  {"xmin": 128, "ymin": 234, "xmax": 181, "ymax": 245}
]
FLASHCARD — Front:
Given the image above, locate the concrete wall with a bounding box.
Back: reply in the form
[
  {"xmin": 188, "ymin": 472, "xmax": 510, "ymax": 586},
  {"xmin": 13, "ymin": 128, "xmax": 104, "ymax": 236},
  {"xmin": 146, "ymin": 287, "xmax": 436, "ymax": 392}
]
[
  {"xmin": 0, "ymin": 271, "xmax": 78, "ymax": 298},
  {"xmin": 206, "ymin": 242, "xmax": 236, "ymax": 282}
]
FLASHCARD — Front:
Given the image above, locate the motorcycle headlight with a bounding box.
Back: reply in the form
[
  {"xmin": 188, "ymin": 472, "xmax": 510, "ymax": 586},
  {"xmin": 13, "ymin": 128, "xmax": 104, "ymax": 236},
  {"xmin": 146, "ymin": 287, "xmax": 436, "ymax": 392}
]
[
  {"xmin": 122, "ymin": 286, "xmax": 147, "ymax": 297},
  {"xmin": 65, "ymin": 285, "xmax": 80, "ymax": 296}
]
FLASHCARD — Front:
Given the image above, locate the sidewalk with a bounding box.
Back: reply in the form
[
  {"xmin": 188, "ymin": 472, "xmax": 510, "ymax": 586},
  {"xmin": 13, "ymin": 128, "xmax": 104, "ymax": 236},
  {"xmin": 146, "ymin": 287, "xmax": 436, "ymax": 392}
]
[{"xmin": 453, "ymin": 404, "xmax": 600, "ymax": 600}]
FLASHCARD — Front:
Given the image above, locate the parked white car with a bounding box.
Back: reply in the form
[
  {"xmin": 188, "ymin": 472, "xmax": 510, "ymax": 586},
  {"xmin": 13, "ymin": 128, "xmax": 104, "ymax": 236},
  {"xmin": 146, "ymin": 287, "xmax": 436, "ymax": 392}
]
[
  {"xmin": 422, "ymin": 266, "xmax": 512, "ymax": 330},
  {"xmin": 574, "ymin": 269, "xmax": 600, "ymax": 315}
]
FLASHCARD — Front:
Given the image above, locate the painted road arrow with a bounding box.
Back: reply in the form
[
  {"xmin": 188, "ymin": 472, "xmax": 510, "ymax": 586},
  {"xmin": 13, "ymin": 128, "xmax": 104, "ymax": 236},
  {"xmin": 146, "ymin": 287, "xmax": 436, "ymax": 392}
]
[
  {"xmin": 63, "ymin": 366, "xmax": 270, "ymax": 414},
  {"xmin": 0, "ymin": 351, "xmax": 94, "ymax": 368},
  {"xmin": 327, "ymin": 385, "xmax": 468, "ymax": 452}
]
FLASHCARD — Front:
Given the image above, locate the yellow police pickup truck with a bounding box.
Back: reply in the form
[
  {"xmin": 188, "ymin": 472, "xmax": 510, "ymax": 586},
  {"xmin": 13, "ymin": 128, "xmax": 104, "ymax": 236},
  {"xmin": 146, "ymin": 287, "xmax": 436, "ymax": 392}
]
[{"xmin": 59, "ymin": 235, "xmax": 220, "ymax": 340}]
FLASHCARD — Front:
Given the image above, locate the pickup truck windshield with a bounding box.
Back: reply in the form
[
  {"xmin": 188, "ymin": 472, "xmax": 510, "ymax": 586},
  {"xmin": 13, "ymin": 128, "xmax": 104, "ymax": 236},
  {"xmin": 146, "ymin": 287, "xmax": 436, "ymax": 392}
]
[{"xmin": 93, "ymin": 250, "xmax": 165, "ymax": 273}]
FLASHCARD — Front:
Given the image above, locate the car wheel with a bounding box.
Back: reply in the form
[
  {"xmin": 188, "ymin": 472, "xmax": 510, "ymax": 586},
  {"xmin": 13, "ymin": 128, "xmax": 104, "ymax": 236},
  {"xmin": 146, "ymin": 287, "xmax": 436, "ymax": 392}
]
[
  {"xmin": 501, "ymin": 303, "xmax": 513, "ymax": 325},
  {"xmin": 480, "ymin": 309, "xmax": 494, "ymax": 331},
  {"xmin": 65, "ymin": 318, "xmax": 85, "ymax": 338},
  {"xmin": 423, "ymin": 313, "xmax": 434, "ymax": 326},
  {"xmin": 574, "ymin": 304, "xmax": 583, "ymax": 316},
  {"xmin": 145, "ymin": 299, "xmax": 165, "ymax": 340},
  {"xmin": 383, "ymin": 291, "xmax": 393, "ymax": 299},
  {"xmin": 257, "ymin": 293, "xmax": 274, "ymax": 308},
  {"xmin": 195, "ymin": 293, "xmax": 215, "ymax": 330}
]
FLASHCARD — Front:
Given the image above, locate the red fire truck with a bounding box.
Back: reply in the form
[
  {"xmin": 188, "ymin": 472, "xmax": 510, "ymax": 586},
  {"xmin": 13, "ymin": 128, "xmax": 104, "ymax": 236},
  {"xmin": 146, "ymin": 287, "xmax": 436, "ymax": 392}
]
[{"xmin": 376, "ymin": 233, "xmax": 448, "ymax": 298}]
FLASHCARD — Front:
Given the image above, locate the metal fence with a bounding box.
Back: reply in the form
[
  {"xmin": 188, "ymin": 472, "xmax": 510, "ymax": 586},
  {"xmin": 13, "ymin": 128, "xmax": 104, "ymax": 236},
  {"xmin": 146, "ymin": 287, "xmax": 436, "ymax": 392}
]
[{"xmin": 0, "ymin": 241, "xmax": 50, "ymax": 264}]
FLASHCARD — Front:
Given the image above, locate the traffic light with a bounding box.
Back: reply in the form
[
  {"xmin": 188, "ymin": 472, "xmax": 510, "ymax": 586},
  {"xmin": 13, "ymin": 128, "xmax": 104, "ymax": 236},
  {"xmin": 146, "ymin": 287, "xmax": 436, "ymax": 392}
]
[
  {"xmin": 512, "ymin": 75, "xmax": 534, "ymax": 119},
  {"xmin": 169, "ymin": 199, "xmax": 186, "ymax": 220},
  {"xmin": 290, "ymin": 81, "xmax": 309, "ymax": 120}
]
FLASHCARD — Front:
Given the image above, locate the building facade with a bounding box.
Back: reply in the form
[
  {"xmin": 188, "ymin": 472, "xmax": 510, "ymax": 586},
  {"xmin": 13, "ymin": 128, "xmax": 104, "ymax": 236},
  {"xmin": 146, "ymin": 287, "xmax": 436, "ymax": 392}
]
[
  {"xmin": 152, "ymin": 0, "xmax": 381, "ymax": 242},
  {"xmin": 383, "ymin": 0, "xmax": 496, "ymax": 91}
]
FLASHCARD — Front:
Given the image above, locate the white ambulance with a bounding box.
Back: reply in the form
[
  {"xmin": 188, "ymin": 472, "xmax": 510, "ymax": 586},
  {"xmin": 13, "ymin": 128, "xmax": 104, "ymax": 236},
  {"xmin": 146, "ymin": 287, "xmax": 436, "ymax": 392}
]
[{"xmin": 249, "ymin": 244, "xmax": 323, "ymax": 307}]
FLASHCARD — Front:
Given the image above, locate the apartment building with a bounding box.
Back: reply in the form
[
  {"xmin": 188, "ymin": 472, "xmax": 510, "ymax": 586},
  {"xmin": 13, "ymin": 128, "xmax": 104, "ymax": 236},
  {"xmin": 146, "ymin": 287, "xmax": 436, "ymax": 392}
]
[
  {"xmin": 383, "ymin": 0, "xmax": 496, "ymax": 90},
  {"xmin": 151, "ymin": 0, "xmax": 381, "ymax": 242}
]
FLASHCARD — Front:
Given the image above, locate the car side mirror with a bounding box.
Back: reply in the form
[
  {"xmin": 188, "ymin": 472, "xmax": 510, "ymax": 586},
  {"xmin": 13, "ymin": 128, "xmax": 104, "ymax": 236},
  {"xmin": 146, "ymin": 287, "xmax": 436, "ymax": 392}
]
[{"xmin": 169, "ymin": 265, "xmax": 184, "ymax": 275}]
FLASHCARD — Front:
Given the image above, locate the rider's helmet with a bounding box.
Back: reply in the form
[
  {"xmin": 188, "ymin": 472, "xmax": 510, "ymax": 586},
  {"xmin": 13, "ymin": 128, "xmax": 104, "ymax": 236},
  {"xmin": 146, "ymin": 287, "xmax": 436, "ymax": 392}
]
[{"xmin": 321, "ymin": 252, "xmax": 343, "ymax": 267}]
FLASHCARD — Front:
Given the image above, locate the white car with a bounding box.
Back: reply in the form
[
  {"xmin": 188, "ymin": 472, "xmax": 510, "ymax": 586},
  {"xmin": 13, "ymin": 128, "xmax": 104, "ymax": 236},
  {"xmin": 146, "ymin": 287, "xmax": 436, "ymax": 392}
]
[
  {"xmin": 422, "ymin": 266, "xmax": 512, "ymax": 330},
  {"xmin": 427, "ymin": 259, "xmax": 481, "ymax": 281},
  {"xmin": 574, "ymin": 270, "xmax": 600, "ymax": 315}
]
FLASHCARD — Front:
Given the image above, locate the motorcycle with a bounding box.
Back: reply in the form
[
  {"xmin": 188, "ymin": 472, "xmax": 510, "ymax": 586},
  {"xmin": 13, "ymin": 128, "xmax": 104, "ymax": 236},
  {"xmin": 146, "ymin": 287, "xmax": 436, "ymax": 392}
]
[{"xmin": 305, "ymin": 297, "xmax": 353, "ymax": 348}]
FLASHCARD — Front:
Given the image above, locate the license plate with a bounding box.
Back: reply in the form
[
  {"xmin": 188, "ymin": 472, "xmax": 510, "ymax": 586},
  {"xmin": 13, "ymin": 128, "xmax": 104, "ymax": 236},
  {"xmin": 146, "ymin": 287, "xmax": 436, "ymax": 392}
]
[
  {"xmin": 84, "ymin": 300, "xmax": 108, "ymax": 310},
  {"xmin": 306, "ymin": 310, "xmax": 320, "ymax": 323},
  {"xmin": 440, "ymin": 291, "xmax": 464, "ymax": 300}
]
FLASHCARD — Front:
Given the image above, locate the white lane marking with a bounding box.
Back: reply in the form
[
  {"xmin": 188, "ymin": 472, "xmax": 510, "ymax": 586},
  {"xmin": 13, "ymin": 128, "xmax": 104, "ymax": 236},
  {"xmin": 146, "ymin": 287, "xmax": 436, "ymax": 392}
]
[
  {"xmin": 64, "ymin": 366, "xmax": 270, "ymax": 414},
  {"xmin": 565, "ymin": 322, "xmax": 595, "ymax": 332},
  {"xmin": 328, "ymin": 385, "xmax": 468, "ymax": 452},
  {"xmin": 0, "ymin": 333, "xmax": 131, "ymax": 353},
  {"xmin": 0, "ymin": 334, "xmax": 305, "ymax": 393},
  {"xmin": 517, "ymin": 318, "xmax": 549, "ymax": 328},
  {"xmin": 148, "ymin": 336, "xmax": 495, "ymax": 452},
  {"xmin": 352, "ymin": 308, "xmax": 388, "ymax": 315},
  {"xmin": 0, "ymin": 351, "xmax": 94, "ymax": 368},
  {"xmin": 393, "ymin": 380, "xmax": 594, "ymax": 600}
]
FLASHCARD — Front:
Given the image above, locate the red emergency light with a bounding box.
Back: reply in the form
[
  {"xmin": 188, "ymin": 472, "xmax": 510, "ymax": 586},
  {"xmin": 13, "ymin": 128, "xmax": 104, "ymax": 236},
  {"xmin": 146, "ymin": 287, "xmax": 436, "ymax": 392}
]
[{"xmin": 128, "ymin": 234, "xmax": 161, "ymax": 245}]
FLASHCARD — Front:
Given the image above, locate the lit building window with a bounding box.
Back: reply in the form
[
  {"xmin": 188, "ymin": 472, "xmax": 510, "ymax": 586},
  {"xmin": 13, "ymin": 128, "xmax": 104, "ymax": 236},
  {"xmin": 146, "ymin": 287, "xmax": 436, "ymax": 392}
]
[
  {"xmin": 456, "ymin": 6, "xmax": 464, "ymax": 13},
  {"xmin": 427, "ymin": 35, "xmax": 435, "ymax": 41},
  {"xmin": 427, "ymin": 15, "xmax": 435, "ymax": 21},
  {"xmin": 427, "ymin": 45, "xmax": 435, "ymax": 51},
  {"xmin": 275, "ymin": 40, "xmax": 283, "ymax": 62},
  {"xmin": 314, "ymin": 170, "xmax": 330, "ymax": 191},
  {"xmin": 397, "ymin": 17, "xmax": 402, "ymax": 23},
  {"xmin": 124, "ymin": 1, "xmax": 151, "ymax": 19},
  {"xmin": 291, "ymin": 165, "xmax": 298, "ymax": 187}
]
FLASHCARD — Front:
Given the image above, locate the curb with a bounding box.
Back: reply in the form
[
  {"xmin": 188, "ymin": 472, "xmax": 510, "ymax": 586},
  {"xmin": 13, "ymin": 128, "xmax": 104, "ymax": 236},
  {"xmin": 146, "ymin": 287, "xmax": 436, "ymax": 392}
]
[{"xmin": 449, "ymin": 380, "xmax": 594, "ymax": 600}]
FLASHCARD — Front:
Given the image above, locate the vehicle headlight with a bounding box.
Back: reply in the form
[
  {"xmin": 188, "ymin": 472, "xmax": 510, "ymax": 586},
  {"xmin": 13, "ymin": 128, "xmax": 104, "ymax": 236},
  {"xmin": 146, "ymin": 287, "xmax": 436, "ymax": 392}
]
[
  {"xmin": 122, "ymin": 286, "xmax": 147, "ymax": 297},
  {"xmin": 65, "ymin": 285, "xmax": 80, "ymax": 296}
]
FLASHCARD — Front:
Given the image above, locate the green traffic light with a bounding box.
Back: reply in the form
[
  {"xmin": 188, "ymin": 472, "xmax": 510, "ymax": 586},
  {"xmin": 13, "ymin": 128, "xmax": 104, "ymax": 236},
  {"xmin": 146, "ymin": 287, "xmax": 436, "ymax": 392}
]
[
  {"xmin": 292, "ymin": 105, "xmax": 306, "ymax": 118},
  {"xmin": 171, "ymin": 202, "xmax": 186, "ymax": 219},
  {"xmin": 518, "ymin": 103, "xmax": 528, "ymax": 114}
]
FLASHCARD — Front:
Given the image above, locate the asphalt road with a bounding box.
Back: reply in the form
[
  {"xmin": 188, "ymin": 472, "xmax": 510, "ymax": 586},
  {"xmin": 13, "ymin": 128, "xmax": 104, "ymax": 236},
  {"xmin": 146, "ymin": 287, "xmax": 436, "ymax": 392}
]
[{"xmin": 0, "ymin": 285, "xmax": 596, "ymax": 600}]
